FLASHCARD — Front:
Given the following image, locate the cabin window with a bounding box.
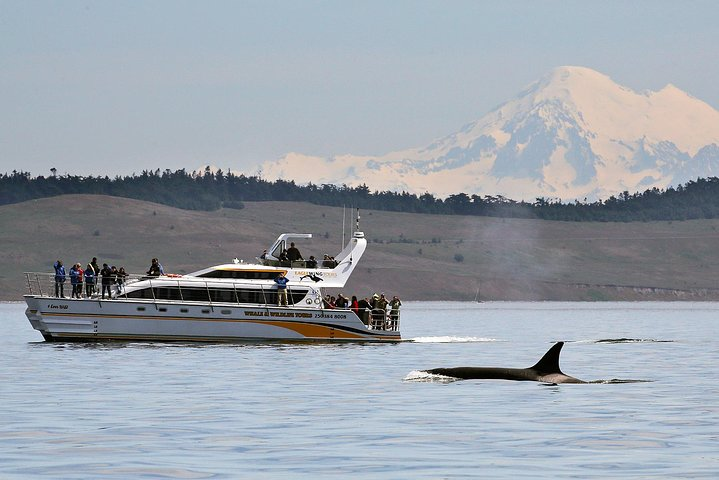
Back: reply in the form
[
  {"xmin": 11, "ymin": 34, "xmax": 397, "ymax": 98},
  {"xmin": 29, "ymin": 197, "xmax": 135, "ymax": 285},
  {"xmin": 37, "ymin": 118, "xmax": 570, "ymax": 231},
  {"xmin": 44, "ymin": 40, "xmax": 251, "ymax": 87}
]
[
  {"xmin": 221, "ymin": 309, "xmax": 231, "ymax": 315},
  {"xmin": 158, "ymin": 307, "xmax": 167, "ymax": 312},
  {"xmin": 198, "ymin": 270, "xmax": 281, "ymax": 280},
  {"xmin": 202, "ymin": 309, "xmax": 211, "ymax": 314},
  {"xmin": 137, "ymin": 306, "xmax": 146, "ymax": 311},
  {"xmin": 180, "ymin": 308, "xmax": 189, "ymax": 313},
  {"xmin": 126, "ymin": 286, "xmax": 308, "ymax": 305}
]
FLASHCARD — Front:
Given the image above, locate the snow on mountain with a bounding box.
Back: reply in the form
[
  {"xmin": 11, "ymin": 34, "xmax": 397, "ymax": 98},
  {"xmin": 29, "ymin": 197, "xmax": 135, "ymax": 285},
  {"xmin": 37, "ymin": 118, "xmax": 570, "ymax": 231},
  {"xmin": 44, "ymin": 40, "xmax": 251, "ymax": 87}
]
[{"xmin": 256, "ymin": 66, "xmax": 719, "ymax": 201}]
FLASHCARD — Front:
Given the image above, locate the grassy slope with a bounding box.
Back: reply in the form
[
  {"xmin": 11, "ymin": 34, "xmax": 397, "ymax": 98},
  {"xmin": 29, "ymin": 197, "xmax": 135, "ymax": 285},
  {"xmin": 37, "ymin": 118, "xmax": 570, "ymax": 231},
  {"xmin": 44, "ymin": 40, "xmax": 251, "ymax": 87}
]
[{"xmin": 2, "ymin": 194, "xmax": 719, "ymax": 301}]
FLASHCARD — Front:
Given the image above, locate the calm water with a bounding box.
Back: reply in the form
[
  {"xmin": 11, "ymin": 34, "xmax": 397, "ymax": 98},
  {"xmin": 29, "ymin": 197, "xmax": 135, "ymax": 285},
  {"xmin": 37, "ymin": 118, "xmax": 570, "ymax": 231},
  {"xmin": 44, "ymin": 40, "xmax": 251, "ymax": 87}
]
[{"xmin": 1, "ymin": 301, "xmax": 718, "ymax": 479}]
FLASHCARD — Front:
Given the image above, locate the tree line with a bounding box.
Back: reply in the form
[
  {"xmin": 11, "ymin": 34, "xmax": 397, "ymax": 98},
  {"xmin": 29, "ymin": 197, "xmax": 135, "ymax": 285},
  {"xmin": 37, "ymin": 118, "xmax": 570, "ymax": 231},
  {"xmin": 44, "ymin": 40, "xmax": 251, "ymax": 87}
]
[{"xmin": 2, "ymin": 168, "xmax": 719, "ymax": 222}]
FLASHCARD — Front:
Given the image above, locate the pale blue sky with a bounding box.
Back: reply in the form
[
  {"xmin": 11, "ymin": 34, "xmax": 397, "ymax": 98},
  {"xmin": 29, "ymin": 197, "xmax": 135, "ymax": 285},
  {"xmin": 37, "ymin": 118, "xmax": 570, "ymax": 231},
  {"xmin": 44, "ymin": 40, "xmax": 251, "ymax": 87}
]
[{"xmin": 2, "ymin": 0, "xmax": 717, "ymax": 177}]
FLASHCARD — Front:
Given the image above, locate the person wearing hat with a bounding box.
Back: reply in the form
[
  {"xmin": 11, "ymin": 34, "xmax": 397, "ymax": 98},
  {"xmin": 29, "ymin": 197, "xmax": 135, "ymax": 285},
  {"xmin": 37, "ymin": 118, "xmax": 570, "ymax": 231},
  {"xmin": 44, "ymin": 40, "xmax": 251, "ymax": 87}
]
[{"xmin": 376, "ymin": 293, "xmax": 389, "ymax": 311}]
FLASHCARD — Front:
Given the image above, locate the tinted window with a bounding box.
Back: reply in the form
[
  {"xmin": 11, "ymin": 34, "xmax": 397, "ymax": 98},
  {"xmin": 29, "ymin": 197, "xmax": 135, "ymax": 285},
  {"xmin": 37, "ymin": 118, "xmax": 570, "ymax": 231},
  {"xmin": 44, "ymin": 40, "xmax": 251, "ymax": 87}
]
[
  {"xmin": 198, "ymin": 270, "xmax": 281, "ymax": 280},
  {"xmin": 126, "ymin": 286, "xmax": 308, "ymax": 305}
]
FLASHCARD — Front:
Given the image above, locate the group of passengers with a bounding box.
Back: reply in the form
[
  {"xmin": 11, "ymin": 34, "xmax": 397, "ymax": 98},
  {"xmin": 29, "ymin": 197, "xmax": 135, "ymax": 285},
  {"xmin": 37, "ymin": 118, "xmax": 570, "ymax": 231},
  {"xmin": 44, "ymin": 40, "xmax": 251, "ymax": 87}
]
[
  {"xmin": 262, "ymin": 243, "xmax": 336, "ymax": 269},
  {"xmin": 271, "ymin": 267, "xmax": 401, "ymax": 325},
  {"xmin": 322, "ymin": 292, "xmax": 402, "ymax": 326},
  {"xmin": 52, "ymin": 257, "xmax": 160, "ymax": 299}
]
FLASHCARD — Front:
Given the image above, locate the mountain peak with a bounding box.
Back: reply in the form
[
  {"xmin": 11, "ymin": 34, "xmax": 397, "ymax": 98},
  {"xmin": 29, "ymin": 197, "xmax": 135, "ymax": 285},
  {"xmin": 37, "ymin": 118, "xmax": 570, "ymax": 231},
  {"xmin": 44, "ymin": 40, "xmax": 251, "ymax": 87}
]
[
  {"xmin": 547, "ymin": 65, "xmax": 611, "ymax": 81},
  {"xmin": 527, "ymin": 65, "xmax": 627, "ymax": 104},
  {"xmin": 255, "ymin": 67, "xmax": 719, "ymax": 202},
  {"xmin": 655, "ymin": 82, "xmax": 691, "ymax": 99}
]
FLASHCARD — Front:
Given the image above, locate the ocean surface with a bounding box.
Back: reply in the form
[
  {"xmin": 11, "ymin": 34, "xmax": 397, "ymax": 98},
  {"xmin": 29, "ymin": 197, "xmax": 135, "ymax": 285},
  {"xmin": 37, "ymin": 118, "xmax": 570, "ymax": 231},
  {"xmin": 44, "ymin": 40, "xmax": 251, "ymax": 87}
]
[{"xmin": 1, "ymin": 301, "xmax": 718, "ymax": 479}]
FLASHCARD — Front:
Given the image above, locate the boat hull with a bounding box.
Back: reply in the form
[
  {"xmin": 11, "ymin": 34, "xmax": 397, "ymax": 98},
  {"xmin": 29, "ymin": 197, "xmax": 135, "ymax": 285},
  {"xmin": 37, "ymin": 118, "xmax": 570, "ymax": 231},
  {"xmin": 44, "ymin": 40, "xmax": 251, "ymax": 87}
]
[{"xmin": 24, "ymin": 296, "xmax": 401, "ymax": 343}]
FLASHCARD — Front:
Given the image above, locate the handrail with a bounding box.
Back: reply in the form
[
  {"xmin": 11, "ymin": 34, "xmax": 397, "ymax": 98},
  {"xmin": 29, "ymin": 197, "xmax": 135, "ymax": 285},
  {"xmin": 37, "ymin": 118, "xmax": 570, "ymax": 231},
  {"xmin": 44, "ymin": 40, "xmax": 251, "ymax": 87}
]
[
  {"xmin": 23, "ymin": 271, "xmax": 302, "ymax": 289},
  {"xmin": 22, "ymin": 272, "xmax": 308, "ymax": 308}
]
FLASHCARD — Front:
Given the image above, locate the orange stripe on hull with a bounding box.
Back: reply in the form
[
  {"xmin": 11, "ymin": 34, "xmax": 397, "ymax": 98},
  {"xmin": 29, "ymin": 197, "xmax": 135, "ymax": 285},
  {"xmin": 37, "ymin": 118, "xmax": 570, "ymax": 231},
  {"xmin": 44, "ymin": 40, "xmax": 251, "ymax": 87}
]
[{"xmin": 264, "ymin": 320, "xmax": 365, "ymax": 339}]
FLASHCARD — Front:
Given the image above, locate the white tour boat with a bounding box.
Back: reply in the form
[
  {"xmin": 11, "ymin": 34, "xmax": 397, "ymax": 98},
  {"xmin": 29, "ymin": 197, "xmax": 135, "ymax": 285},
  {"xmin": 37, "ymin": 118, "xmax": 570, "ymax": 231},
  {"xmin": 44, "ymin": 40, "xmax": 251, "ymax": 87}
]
[{"xmin": 23, "ymin": 229, "xmax": 401, "ymax": 343}]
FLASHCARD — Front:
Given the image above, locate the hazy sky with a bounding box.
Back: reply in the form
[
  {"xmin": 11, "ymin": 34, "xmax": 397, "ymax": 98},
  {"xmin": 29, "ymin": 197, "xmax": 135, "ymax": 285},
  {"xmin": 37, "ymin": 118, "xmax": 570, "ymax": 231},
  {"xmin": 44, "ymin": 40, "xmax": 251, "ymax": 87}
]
[{"xmin": 2, "ymin": 1, "xmax": 718, "ymax": 178}]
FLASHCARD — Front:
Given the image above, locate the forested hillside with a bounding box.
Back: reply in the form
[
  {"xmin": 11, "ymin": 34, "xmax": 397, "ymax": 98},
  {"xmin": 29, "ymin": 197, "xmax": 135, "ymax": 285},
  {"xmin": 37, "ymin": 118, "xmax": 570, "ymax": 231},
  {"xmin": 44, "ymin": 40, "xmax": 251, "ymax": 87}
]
[{"xmin": 3, "ymin": 168, "xmax": 719, "ymax": 222}]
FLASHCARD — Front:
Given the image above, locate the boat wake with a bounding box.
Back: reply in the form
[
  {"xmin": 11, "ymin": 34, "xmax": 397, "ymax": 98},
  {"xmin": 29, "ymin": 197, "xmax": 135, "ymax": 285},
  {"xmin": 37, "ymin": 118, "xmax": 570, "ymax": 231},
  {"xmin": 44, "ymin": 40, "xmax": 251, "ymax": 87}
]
[
  {"xmin": 409, "ymin": 336, "xmax": 499, "ymax": 343},
  {"xmin": 568, "ymin": 338, "xmax": 674, "ymax": 344},
  {"xmin": 588, "ymin": 379, "xmax": 654, "ymax": 384},
  {"xmin": 594, "ymin": 338, "xmax": 674, "ymax": 344}
]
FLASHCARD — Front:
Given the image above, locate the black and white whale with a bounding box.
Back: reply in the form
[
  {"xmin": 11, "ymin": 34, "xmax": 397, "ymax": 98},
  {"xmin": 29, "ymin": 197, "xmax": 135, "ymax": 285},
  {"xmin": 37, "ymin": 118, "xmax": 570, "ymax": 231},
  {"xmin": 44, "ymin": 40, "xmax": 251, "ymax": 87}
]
[{"xmin": 423, "ymin": 342, "xmax": 586, "ymax": 384}]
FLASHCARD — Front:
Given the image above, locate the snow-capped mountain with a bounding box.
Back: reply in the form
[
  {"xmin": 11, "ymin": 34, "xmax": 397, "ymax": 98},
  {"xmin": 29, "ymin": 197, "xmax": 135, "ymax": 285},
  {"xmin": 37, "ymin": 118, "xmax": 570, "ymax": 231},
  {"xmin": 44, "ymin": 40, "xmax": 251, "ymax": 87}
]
[{"xmin": 256, "ymin": 66, "xmax": 719, "ymax": 201}]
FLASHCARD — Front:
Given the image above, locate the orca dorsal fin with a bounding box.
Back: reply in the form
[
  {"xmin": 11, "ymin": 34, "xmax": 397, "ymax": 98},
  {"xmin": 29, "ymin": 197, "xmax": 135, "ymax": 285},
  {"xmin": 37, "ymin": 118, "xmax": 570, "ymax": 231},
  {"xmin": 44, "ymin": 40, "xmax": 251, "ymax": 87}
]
[{"xmin": 529, "ymin": 342, "xmax": 565, "ymax": 374}]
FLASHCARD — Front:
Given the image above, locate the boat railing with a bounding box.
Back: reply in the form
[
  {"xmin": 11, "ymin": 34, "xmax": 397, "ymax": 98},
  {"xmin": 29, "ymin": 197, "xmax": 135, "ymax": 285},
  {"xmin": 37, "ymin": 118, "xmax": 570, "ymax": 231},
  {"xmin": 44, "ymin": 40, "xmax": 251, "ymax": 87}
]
[
  {"xmin": 22, "ymin": 272, "xmax": 308, "ymax": 308},
  {"xmin": 367, "ymin": 308, "xmax": 401, "ymax": 332}
]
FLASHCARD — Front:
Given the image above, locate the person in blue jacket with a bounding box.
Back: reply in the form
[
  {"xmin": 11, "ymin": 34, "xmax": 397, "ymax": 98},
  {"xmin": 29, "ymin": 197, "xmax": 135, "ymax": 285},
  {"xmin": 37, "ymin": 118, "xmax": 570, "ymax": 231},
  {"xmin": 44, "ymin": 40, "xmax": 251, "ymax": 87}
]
[
  {"xmin": 53, "ymin": 260, "xmax": 66, "ymax": 297},
  {"xmin": 274, "ymin": 271, "xmax": 289, "ymax": 306},
  {"xmin": 69, "ymin": 263, "xmax": 82, "ymax": 298},
  {"xmin": 84, "ymin": 263, "xmax": 95, "ymax": 298}
]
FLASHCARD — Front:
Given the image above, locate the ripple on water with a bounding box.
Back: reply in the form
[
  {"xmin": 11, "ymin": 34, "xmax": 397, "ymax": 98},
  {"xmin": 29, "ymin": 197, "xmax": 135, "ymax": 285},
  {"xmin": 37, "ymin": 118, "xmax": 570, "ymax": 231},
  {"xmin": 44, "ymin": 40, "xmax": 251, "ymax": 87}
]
[
  {"xmin": 410, "ymin": 336, "xmax": 500, "ymax": 343},
  {"xmin": 2, "ymin": 302, "xmax": 719, "ymax": 478}
]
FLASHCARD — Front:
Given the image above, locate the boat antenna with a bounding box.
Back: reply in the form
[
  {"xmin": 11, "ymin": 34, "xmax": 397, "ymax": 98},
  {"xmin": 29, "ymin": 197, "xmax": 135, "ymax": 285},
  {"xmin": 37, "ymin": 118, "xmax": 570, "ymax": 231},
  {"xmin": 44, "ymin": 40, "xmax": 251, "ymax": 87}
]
[
  {"xmin": 356, "ymin": 208, "xmax": 361, "ymax": 231},
  {"xmin": 342, "ymin": 204, "xmax": 346, "ymax": 249}
]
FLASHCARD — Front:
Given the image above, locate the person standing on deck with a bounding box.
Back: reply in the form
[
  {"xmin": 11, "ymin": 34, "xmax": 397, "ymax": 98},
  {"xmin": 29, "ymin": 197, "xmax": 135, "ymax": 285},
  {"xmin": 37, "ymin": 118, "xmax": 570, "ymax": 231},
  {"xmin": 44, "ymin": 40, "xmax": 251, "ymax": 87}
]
[
  {"xmin": 274, "ymin": 271, "xmax": 289, "ymax": 306},
  {"xmin": 89, "ymin": 257, "xmax": 99, "ymax": 294},
  {"xmin": 69, "ymin": 263, "xmax": 82, "ymax": 298},
  {"xmin": 389, "ymin": 295, "xmax": 402, "ymax": 326},
  {"xmin": 84, "ymin": 264, "xmax": 95, "ymax": 297},
  {"xmin": 376, "ymin": 293, "xmax": 389, "ymax": 311},
  {"xmin": 357, "ymin": 296, "xmax": 371, "ymax": 325},
  {"xmin": 100, "ymin": 263, "xmax": 113, "ymax": 299},
  {"xmin": 286, "ymin": 242, "xmax": 303, "ymax": 262},
  {"xmin": 53, "ymin": 260, "xmax": 66, "ymax": 298},
  {"xmin": 90, "ymin": 257, "xmax": 100, "ymax": 276}
]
